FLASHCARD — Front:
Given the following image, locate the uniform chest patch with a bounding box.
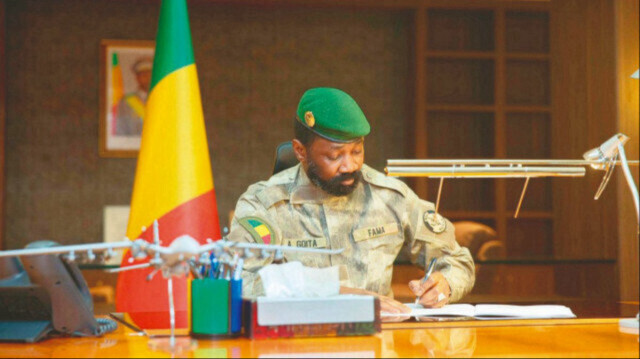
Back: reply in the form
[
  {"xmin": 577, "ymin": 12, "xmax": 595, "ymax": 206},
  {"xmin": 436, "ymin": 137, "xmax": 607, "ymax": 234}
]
[
  {"xmin": 285, "ymin": 237, "xmax": 327, "ymax": 249},
  {"xmin": 353, "ymin": 223, "xmax": 399, "ymax": 242}
]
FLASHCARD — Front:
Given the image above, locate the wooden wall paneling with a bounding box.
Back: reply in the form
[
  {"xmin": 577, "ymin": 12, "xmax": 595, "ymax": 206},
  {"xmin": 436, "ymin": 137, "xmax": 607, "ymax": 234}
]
[
  {"xmin": 554, "ymin": 262, "xmax": 618, "ymax": 299},
  {"xmin": 494, "ymin": 7, "xmax": 507, "ymax": 247},
  {"xmin": 506, "ymin": 218, "xmax": 552, "ymax": 257},
  {"xmin": 425, "ymin": 112, "xmax": 495, "ymax": 158},
  {"xmin": 193, "ymin": 0, "xmax": 550, "ymax": 11},
  {"xmin": 550, "ymin": 0, "xmax": 618, "ymax": 260},
  {"xmin": 405, "ymin": 8, "xmax": 417, "ymax": 170},
  {"xmin": 426, "ymin": 112, "xmax": 495, "ymax": 212},
  {"xmin": 414, "ymin": 7, "xmax": 428, "ymax": 199},
  {"xmin": 417, "ymin": 3, "xmax": 552, "ymax": 266},
  {"xmin": 505, "ymin": 60, "xmax": 550, "ymax": 106},
  {"xmin": 505, "ymin": 113, "xmax": 552, "ymax": 212},
  {"xmin": 491, "ymin": 264, "xmax": 555, "ymax": 297},
  {"xmin": 615, "ymin": 0, "xmax": 639, "ymax": 302},
  {"xmin": 426, "ymin": 8, "xmax": 494, "ymax": 52},
  {"xmin": 505, "ymin": 10, "xmax": 549, "ymax": 53},
  {"xmin": 426, "ymin": 59, "xmax": 495, "ymax": 104},
  {"xmin": 0, "ymin": 0, "xmax": 5, "ymax": 250}
]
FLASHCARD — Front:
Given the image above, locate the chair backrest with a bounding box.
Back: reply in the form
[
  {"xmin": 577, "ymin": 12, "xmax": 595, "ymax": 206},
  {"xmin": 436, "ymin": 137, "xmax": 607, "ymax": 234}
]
[{"xmin": 272, "ymin": 141, "xmax": 299, "ymax": 175}]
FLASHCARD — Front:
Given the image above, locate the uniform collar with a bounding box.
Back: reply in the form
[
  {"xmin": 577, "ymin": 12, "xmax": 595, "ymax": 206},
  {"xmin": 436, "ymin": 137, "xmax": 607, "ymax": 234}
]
[{"xmin": 290, "ymin": 165, "xmax": 330, "ymax": 204}]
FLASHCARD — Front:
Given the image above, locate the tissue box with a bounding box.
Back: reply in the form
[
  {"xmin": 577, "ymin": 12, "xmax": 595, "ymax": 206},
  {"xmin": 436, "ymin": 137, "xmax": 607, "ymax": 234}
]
[{"xmin": 243, "ymin": 295, "xmax": 381, "ymax": 339}]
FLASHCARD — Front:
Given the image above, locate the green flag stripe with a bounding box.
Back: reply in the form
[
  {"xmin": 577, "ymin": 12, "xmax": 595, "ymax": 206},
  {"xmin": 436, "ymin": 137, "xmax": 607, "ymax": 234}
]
[
  {"xmin": 112, "ymin": 53, "xmax": 119, "ymax": 66},
  {"xmin": 247, "ymin": 219, "xmax": 261, "ymax": 227},
  {"xmin": 149, "ymin": 0, "xmax": 195, "ymax": 92}
]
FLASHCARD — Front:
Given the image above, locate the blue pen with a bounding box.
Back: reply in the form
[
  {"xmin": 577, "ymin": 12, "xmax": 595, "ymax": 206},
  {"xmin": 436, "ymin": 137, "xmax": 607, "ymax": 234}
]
[
  {"xmin": 209, "ymin": 257, "xmax": 219, "ymax": 279},
  {"xmin": 230, "ymin": 258, "xmax": 243, "ymax": 333},
  {"xmin": 199, "ymin": 255, "xmax": 208, "ymax": 277}
]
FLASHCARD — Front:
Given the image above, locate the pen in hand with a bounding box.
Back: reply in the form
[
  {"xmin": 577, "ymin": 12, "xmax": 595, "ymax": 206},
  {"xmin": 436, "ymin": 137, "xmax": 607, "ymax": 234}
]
[{"xmin": 414, "ymin": 257, "xmax": 438, "ymax": 306}]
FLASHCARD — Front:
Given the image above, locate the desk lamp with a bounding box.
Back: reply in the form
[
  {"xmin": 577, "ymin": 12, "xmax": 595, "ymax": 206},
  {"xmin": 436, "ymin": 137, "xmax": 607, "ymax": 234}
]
[
  {"xmin": 583, "ymin": 134, "xmax": 638, "ymax": 332},
  {"xmin": 589, "ymin": 68, "xmax": 639, "ymax": 331},
  {"xmin": 386, "ymin": 132, "xmax": 639, "ymax": 331}
]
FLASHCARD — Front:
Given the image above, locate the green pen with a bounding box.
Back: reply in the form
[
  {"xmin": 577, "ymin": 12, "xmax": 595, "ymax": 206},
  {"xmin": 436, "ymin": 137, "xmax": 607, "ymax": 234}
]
[{"xmin": 415, "ymin": 257, "xmax": 438, "ymax": 306}]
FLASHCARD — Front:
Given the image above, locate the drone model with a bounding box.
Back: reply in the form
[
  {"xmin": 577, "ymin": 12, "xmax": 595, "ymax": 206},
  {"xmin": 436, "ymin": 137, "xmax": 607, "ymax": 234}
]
[{"xmin": 0, "ymin": 220, "xmax": 344, "ymax": 279}]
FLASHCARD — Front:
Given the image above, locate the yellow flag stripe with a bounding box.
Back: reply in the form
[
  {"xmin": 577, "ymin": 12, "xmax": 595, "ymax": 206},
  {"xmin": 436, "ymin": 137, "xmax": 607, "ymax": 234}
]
[
  {"xmin": 126, "ymin": 64, "xmax": 213, "ymax": 239},
  {"xmin": 254, "ymin": 225, "xmax": 270, "ymax": 237}
]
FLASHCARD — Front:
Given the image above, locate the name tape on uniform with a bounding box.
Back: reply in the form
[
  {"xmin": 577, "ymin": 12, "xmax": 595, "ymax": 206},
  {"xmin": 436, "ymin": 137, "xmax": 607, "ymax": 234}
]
[
  {"xmin": 284, "ymin": 238, "xmax": 328, "ymax": 249},
  {"xmin": 353, "ymin": 223, "xmax": 399, "ymax": 242}
]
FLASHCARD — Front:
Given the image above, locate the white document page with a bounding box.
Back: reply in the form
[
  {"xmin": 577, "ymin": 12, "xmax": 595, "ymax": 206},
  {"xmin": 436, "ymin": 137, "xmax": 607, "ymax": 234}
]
[
  {"xmin": 381, "ymin": 303, "xmax": 576, "ymax": 319},
  {"xmin": 474, "ymin": 304, "xmax": 576, "ymax": 319},
  {"xmin": 381, "ymin": 304, "xmax": 476, "ymax": 318}
]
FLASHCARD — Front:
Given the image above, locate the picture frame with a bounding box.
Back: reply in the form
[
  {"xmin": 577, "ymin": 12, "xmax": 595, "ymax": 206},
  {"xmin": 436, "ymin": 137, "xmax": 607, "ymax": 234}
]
[
  {"xmin": 99, "ymin": 39, "xmax": 155, "ymax": 158},
  {"xmin": 102, "ymin": 205, "xmax": 130, "ymax": 265}
]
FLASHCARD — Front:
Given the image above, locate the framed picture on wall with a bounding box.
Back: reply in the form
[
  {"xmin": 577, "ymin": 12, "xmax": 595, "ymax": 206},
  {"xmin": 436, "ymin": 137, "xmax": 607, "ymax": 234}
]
[{"xmin": 99, "ymin": 39, "xmax": 155, "ymax": 158}]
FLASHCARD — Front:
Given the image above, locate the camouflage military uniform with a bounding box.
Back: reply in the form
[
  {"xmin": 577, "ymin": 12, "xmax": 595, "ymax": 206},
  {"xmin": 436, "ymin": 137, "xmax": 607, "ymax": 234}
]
[{"xmin": 228, "ymin": 163, "xmax": 475, "ymax": 302}]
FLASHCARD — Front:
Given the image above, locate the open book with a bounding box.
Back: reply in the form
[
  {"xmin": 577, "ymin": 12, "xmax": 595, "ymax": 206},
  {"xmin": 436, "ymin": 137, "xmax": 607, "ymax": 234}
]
[{"xmin": 382, "ymin": 303, "xmax": 576, "ymax": 320}]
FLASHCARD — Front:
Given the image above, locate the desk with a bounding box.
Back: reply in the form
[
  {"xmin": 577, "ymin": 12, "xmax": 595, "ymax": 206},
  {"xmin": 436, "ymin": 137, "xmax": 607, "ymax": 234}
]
[{"xmin": 0, "ymin": 317, "xmax": 637, "ymax": 358}]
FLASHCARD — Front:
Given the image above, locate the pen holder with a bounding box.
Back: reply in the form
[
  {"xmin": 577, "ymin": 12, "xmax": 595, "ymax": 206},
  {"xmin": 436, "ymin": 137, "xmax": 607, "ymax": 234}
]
[{"xmin": 190, "ymin": 278, "xmax": 243, "ymax": 338}]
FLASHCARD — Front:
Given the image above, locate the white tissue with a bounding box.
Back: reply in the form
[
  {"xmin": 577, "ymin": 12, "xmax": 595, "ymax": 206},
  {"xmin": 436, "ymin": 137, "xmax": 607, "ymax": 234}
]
[{"xmin": 258, "ymin": 261, "xmax": 340, "ymax": 297}]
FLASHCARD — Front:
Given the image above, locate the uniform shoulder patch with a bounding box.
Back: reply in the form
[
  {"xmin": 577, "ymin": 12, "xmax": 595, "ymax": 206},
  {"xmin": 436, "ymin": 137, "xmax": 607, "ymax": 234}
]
[
  {"xmin": 237, "ymin": 216, "xmax": 274, "ymax": 244},
  {"xmin": 361, "ymin": 165, "xmax": 407, "ymax": 197},
  {"xmin": 423, "ymin": 210, "xmax": 447, "ymax": 234}
]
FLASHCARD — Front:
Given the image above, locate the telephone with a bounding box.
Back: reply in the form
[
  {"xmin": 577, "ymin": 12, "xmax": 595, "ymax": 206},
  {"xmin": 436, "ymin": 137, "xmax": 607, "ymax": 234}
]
[{"xmin": 0, "ymin": 241, "xmax": 117, "ymax": 342}]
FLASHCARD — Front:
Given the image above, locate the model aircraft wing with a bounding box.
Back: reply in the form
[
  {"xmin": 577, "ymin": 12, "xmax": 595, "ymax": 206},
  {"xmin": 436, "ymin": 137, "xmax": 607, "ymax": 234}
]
[
  {"xmin": 0, "ymin": 241, "xmax": 133, "ymax": 258},
  {"xmin": 141, "ymin": 244, "xmax": 173, "ymax": 255}
]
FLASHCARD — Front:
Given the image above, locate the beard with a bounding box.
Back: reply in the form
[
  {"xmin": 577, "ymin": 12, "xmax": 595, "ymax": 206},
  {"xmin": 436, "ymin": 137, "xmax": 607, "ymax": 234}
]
[{"xmin": 306, "ymin": 159, "xmax": 362, "ymax": 197}]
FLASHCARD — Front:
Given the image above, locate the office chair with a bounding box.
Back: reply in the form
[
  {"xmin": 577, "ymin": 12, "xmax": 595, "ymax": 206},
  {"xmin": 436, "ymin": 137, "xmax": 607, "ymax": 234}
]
[{"xmin": 272, "ymin": 141, "xmax": 299, "ymax": 175}]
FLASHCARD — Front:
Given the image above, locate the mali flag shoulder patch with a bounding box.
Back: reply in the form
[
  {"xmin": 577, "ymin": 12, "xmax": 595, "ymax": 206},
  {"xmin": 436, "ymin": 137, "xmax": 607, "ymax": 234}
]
[{"xmin": 238, "ymin": 216, "xmax": 274, "ymax": 244}]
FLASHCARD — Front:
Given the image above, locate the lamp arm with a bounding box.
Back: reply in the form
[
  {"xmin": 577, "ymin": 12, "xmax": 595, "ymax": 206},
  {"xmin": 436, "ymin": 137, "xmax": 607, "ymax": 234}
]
[
  {"xmin": 594, "ymin": 152, "xmax": 618, "ymax": 200},
  {"xmin": 617, "ymin": 143, "xmax": 640, "ymax": 232}
]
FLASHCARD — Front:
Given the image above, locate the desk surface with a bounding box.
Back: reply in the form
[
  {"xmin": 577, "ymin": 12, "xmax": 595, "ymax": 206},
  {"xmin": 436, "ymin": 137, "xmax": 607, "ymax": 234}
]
[{"xmin": 0, "ymin": 317, "xmax": 637, "ymax": 358}]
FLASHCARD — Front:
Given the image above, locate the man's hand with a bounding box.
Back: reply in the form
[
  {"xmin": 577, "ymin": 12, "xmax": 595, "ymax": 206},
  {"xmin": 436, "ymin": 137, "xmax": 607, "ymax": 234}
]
[
  {"xmin": 408, "ymin": 271, "xmax": 451, "ymax": 308},
  {"xmin": 340, "ymin": 286, "xmax": 411, "ymax": 322}
]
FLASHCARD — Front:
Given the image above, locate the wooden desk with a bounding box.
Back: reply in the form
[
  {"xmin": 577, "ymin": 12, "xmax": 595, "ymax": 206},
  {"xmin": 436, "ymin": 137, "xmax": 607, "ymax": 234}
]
[{"xmin": 0, "ymin": 317, "xmax": 637, "ymax": 358}]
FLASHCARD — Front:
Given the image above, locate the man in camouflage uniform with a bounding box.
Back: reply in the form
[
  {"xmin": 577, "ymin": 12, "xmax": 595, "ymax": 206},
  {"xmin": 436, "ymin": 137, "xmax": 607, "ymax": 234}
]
[{"xmin": 227, "ymin": 88, "xmax": 474, "ymax": 314}]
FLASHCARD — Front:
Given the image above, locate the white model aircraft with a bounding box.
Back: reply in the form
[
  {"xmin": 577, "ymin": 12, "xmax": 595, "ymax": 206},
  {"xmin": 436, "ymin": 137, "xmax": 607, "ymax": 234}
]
[{"xmin": 0, "ymin": 220, "xmax": 344, "ymax": 279}]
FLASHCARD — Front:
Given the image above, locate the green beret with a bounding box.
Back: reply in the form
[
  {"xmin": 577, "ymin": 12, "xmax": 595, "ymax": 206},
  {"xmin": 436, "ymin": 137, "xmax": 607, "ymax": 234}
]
[{"xmin": 296, "ymin": 88, "xmax": 370, "ymax": 143}]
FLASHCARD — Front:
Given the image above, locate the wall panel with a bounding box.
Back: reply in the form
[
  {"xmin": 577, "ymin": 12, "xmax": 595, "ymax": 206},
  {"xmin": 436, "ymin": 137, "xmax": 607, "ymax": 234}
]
[
  {"xmin": 550, "ymin": 0, "xmax": 618, "ymax": 261},
  {"xmin": 0, "ymin": 0, "xmax": 5, "ymax": 249},
  {"xmin": 615, "ymin": 0, "xmax": 639, "ymax": 302}
]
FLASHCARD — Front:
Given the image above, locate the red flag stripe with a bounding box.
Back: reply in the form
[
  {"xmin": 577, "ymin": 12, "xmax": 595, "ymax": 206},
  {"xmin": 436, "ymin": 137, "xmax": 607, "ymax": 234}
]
[{"xmin": 115, "ymin": 189, "xmax": 220, "ymax": 328}]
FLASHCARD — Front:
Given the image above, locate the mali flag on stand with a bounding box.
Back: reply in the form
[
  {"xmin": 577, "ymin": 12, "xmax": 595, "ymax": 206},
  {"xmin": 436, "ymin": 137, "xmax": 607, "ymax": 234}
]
[{"xmin": 115, "ymin": 0, "xmax": 221, "ymax": 329}]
